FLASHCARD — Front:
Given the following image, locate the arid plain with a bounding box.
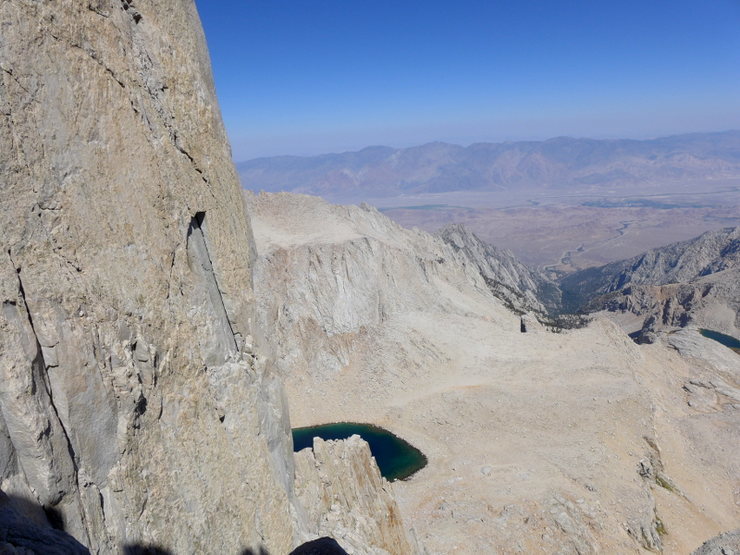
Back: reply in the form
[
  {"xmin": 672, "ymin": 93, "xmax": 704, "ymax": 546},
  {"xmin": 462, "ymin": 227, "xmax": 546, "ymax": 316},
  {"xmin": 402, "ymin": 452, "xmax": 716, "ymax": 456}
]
[{"xmin": 379, "ymin": 186, "xmax": 740, "ymax": 273}]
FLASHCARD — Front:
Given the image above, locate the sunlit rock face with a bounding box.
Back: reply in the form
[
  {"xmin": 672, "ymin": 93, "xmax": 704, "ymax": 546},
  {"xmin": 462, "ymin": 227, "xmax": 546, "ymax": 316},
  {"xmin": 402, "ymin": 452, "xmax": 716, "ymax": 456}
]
[
  {"xmin": 0, "ymin": 1, "xmax": 298, "ymax": 551},
  {"xmin": 1, "ymin": 4, "xmax": 416, "ymax": 553},
  {"xmin": 294, "ymin": 436, "xmax": 418, "ymax": 554}
]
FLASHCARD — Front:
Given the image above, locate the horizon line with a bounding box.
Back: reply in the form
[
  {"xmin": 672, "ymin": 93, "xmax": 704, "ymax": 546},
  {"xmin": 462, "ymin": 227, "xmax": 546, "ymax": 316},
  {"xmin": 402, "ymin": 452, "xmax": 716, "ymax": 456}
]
[{"xmin": 235, "ymin": 128, "xmax": 740, "ymax": 163}]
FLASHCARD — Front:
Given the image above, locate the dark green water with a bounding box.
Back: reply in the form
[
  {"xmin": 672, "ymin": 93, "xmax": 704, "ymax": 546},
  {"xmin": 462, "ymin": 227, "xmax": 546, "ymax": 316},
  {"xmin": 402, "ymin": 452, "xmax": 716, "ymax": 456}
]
[
  {"xmin": 699, "ymin": 328, "xmax": 740, "ymax": 353},
  {"xmin": 292, "ymin": 422, "xmax": 427, "ymax": 481}
]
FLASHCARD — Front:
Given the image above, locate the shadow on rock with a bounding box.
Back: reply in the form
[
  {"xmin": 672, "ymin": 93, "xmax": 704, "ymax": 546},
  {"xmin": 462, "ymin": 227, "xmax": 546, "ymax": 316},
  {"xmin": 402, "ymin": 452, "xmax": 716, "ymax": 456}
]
[
  {"xmin": 289, "ymin": 537, "xmax": 349, "ymax": 555},
  {"xmin": 0, "ymin": 491, "xmax": 89, "ymax": 554},
  {"xmin": 123, "ymin": 545, "xmax": 173, "ymax": 555}
]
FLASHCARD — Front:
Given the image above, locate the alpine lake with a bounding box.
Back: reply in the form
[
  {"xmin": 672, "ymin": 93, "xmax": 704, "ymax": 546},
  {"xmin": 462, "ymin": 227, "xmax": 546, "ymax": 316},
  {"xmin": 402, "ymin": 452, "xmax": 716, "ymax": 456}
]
[
  {"xmin": 292, "ymin": 422, "xmax": 427, "ymax": 481},
  {"xmin": 700, "ymin": 328, "xmax": 740, "ymax": 354}
]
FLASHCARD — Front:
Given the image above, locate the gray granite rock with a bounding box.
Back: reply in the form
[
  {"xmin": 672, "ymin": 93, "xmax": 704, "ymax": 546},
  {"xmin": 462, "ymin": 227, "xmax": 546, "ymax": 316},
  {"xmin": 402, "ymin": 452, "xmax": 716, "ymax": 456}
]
[
  {"xmin": 438, "ymin": 223, "xmax": 560, "ymax": 315},
  {"xmin": 693, "ymin": 529, "xmax": 740, "ymax": 555},
  {"xmin": 294, "ymin": 436, "xmax": 417, "ymax": 555},
  {"xmin": 0, "ymin": 1, "xmax": 292, "ymax": 552},
  {"xmin": 1, "ymin": 2, "xmax": 416, "ymax": 553}
]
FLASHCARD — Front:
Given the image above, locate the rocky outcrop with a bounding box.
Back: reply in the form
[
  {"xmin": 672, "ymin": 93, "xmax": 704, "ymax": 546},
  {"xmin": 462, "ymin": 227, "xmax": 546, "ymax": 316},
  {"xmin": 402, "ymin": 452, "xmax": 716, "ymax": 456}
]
[
  {"xmin": 437, "ymin": 224, "xmax": 560, "ymax": 315},
  {"xmin": 519, "ymin": 312, "xmax": 544, "ymax": 333},
  {"xmin": 560, "ymin": 228, "xmax": 740, "ymax": 337},
  {"xmin": 592, "ymin": 268, "xmax": 739, "ymax": 339},
  {"xmin": 1, "ymin": 2, "xmax": 413, "ymax": 553},
  {"xmin": 294, "ymin": 436, "xmax": 416, "ymax": 555},
  {"xmin": 246, "ymin": 192, "xmax": 513, "ymax": 385},
  {"xmin": 666, "ymin": 329, "xmax": 740, "ymax": 410},
  {"xmin": 560, "ymin": 227, "xmax": 739, "ymax": 309},
  {"xmin": 692, "ymin": 529, "xmax": 740, "ymax": 554}
]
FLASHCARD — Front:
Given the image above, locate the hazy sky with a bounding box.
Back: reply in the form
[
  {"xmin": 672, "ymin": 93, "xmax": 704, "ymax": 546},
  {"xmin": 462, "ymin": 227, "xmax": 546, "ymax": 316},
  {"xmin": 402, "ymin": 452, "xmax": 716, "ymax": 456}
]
[{"xmin": 195, "ymin": 1, "xmax": 740, "ymax": 160}]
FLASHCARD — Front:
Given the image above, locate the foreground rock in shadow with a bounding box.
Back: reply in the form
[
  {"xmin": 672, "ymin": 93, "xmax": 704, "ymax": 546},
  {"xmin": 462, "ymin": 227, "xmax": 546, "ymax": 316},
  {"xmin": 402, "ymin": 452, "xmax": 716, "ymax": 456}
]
[
  {"xmin": 290, "ymin": 537, "xmax": 348, "ymax": 555},
  {"xmin": 0, "ymin": 492, "xmax": 89, "ymax": 554}
]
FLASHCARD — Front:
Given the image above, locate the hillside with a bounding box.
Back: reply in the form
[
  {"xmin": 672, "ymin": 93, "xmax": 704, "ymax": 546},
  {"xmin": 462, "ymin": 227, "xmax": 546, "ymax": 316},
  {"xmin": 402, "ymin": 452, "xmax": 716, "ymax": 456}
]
[
  {"xmin": 247, "ymin": 191, "xmax": 740, "ymax": 554},
  {"xmin": 560, "ymin": 227, "xmax": 740, "ymax": 338},
  {"xmin": 437, "ymin": 223, "xmax": 561, "ymax": 315}
]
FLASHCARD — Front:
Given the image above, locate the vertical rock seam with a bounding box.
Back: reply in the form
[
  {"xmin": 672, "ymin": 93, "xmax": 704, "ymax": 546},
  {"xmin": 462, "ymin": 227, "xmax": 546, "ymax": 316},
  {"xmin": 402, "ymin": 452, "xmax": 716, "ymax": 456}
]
[
  {"xmin": 186, "ymin": 212, "xmax": 239, "ymax": 360},
  {"xmin": 1, "ymin": 0, "xmax": 297, "ymax": 552}
]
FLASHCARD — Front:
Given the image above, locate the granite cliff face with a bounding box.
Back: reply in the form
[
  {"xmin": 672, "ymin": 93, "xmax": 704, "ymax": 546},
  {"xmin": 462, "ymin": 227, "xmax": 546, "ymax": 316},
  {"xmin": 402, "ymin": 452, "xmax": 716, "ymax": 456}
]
[{"xmin": 0, "ymin": 2, "xmax": 411, "ymax": 553}]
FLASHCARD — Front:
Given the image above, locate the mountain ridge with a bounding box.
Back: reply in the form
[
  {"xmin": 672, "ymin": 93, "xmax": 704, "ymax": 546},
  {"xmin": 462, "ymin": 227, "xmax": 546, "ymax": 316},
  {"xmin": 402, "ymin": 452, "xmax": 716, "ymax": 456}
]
[
  {"xmin": 559, "ymin": 227, "xmax": 740, "ymax": 338},
  {"xmin": 243, "ymin": 130, "xmax": 740, "ymax": 164},
  {"xmin": 561, "ymin": 227, "xmax": 739, "ymax": 307},
  {"xmin": 239, "ymin": 130, "xmax": 740, "ymax": 200},
  {"xmin": 436, "ymin": 223, "xmax": 561, "ymax": 316}
]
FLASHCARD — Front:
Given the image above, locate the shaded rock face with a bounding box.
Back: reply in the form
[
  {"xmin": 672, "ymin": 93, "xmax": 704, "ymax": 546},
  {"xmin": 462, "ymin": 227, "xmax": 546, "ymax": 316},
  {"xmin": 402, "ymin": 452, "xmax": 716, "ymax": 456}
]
[
  {"xmin": 0, "ymin": 1, "xmax": 298, "ymax": 552},
  {"xmin": 437, "ymin": 224, "xmax": 560, "ymax": 315},
  {"xmin": 0, "ymin": 491, "xmax": 89, "ymax": 554},
  {"xmin": 290, "ymin": 536, "xmax": 349, "ymax": 555}
]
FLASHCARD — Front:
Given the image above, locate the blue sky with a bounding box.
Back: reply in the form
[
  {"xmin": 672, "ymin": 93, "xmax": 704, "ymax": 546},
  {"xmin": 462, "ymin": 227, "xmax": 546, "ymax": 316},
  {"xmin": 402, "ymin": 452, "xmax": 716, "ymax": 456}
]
[{"xmin": 195, "ymin": 1, "xmax": 740, "ymax": 160}]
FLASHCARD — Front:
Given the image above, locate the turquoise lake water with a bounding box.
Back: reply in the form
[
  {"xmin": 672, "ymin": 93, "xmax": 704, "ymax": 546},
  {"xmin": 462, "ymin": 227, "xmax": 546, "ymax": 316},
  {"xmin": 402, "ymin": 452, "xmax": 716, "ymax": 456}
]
[
  {"xmin": 699, "ymin": 328, "xmax": 740, "ymax": 353},
  {"xmin": 292, "ymin": 422, "xmax": 427, "ymax": 481}
]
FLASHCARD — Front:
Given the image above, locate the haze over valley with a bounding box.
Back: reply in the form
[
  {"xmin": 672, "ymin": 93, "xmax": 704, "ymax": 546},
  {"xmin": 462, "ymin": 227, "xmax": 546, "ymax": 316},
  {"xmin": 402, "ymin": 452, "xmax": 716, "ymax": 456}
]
[{"xmin": 239, "ymin": 131, "xmax": 740, "ymax": 272}]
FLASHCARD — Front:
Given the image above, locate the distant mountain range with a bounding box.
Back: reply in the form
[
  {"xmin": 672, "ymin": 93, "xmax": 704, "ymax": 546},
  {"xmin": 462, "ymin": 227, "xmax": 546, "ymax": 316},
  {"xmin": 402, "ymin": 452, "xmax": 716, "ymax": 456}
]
[{"xmin": 238, "ymin": 131, "xmax": 740, "ymax": 199}]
